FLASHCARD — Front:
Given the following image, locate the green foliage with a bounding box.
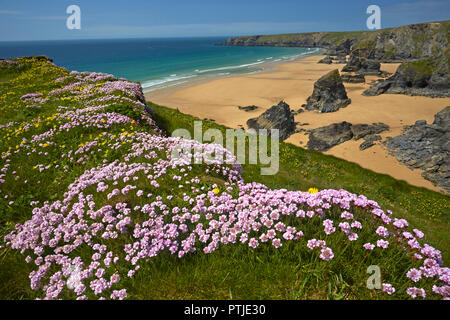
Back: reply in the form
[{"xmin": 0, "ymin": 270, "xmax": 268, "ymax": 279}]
[
  {"xmin": 0, "ymin": 57, "xmax": 448, "ymax": 300},
  {"xmin": 409, "ymin": 59, "xmax": 437, "ymax": 75},
  {"xmin": 104, "ymin": 102, "xmax": 142, "ymax": 121},
  {"xmin": 150, "ymin": 103, "xmax": 450, "ymax": 262}
]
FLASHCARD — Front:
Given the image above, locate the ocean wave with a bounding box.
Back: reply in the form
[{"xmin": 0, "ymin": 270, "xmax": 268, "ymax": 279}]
[
  {"xmin": 195, "ymin": 60, "xmax": 266, "ymax": 74},
  {"xmin": 141, "ymin": 74, "xmax": 197, "ymax": 89},
  {"xmin": 142, "ymin": 48, "xmax": 321, "ymax": 92}
]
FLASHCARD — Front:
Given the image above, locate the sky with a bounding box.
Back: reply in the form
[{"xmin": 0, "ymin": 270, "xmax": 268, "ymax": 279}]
[{"xmin": 0, "ymin": 0, "xmax": 449, "ymax": 41}]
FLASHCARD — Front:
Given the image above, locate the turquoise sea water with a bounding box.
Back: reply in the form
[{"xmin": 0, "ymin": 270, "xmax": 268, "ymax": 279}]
[{"xmin": 0, "ymin": 37, "xmax": 319, "ymax": 92}]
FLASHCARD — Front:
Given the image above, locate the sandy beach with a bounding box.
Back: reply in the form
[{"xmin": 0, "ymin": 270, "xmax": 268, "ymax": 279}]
[{"xmin": 146, "ymin": 55, "xmax": 450, "ymax": 192}]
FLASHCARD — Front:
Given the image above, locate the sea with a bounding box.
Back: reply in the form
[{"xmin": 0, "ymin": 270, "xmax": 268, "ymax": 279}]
[{"xmin": 0, "ymin": 37, "xmax": 319, "ymax": 92}]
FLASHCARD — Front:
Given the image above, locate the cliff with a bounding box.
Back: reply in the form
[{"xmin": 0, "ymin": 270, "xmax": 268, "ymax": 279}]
[
  {"xmin": 384, "ymin": 107, "xmax": 450, "ymax": 191},
  {"xmin": 225, "ymin": 20, "xmax": 450, "ymax": 61},
  {"xmin": 363, "ymin": 55, "xmax": 450, "ymax": 97},
  {"xmin": 224, "ymin": 31, "xmax": 365, "ymax": 54}
]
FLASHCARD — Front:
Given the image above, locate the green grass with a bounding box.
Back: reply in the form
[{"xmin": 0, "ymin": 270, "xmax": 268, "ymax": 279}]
[
  {"xmin": 408, "ymin": 59, "xmax": 439, "ymax": 75},
  {"xmin": 0, "ymin": 56, "xmax": 448, "ymax": 300},
  {"xmin": 150, "ymin": 102, "xmax": 450, "ymax": 261}
]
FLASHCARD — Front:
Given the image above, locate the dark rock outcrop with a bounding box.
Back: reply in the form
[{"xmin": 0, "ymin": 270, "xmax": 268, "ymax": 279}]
[
  {"xmin": 246, "ymin": 101, "xmax": 296, "ymax": 140},
  {"xmin": 306, "ymin": 122, "xmax": 389, "ymax": 151},
  {"xmin": 341, "ymin": 73, "xmax": 365, "ymax": 83},
  {"xmin": 225, "ymin": 21, "xmax": 449, "ymax": 62},
  {"xmin": 292, "ymin": 108, "xmax": 304, "ymax": 115},
  {"xmin": 366, "ymin": 21, "xmax": 449, "ymax": 62},
  {"xmin": 359, "ymin": 135, "xmax": 382, "ymax": 150},
  {"xmin": 325, "ymin": 39, "xmax": 354, "ymax": 56},
  {"xmin": 342, "ymin": 49, "xmax": 381, "ymax": 75},
  {"xmin": 318, "ymin": 56, "xmax": 333, "ymax": 64},
  {"xmin": 384, "ymin": 107, "xmax": 450, "ymax": 192},
  {"xmin": 318, "ymin": 55, "xmax": 347, "ymax": 64},
  {"xmin": 224, "ymin": 33, "xmax": 356, "ymax": 54},
  {"xmin": 333, "ymin": 57, "xmax": 347, "ymax": 64},
  {"xmin": 303, "ymin": 69, "xmax": 351, "ymax": 113},
  {"xmin": 359, "ymin": 59, "xmax": 381, "ymax": 75},
  {"xmin": 341, "ymin": 53, "xmax": 362, "ymax": 72},
  {"xmin": 238, "ymin": 105, "xmax": 259, "ymax": 111},
  {"xmin": 363, "ymin": 55, "xmax": 450, "ymax": 97},
  {"xmin": 351, "ymin": 123, "xmax": 389, "ymax": 140},
  {"xmin": 306, "ymin": 122, "xmax": 353, "ymax": 151}
]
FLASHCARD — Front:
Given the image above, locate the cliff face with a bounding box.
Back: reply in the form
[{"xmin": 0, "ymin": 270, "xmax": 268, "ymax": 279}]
[
  {"xmin": 225, "ymin": 20, "xmax": 450, "ymax": 61},
  {"xmin": 356, "ymin": 21, "xmax": 449, "ymax": 62},
  {"xmin": 226, "ymin": 21, "xmax": 450, "ymax": 98},
  {"xmin": 224, "ymin": 32, "xmax": 362, "ymax": 54},
  {"xmin": 363, "ymin": 55, "xmax": 450, "ymax": 97},
  {"xmin": 384, "ymin": 107, "xmax": 450, "ymax": 192}
]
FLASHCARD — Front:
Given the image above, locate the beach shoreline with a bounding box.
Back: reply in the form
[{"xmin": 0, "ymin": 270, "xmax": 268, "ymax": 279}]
[
  {"xmin": 145, "ymin": 54, "xmax": 450, "ymax": 193},
  {"xmin": 142, "ymin": 48, "xmax": 323, "ymax": 95}
]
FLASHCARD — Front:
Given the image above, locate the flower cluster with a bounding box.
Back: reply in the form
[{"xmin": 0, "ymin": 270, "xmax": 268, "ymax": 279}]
[{"xmin": 1, "ymin": 59, "xmax": 448, "ymax": 300}]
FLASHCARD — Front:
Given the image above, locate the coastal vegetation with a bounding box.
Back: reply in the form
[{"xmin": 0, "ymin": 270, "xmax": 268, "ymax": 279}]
[{"xmin": 0, "ymin": 56, "xmax": 448, "ymax": 300}]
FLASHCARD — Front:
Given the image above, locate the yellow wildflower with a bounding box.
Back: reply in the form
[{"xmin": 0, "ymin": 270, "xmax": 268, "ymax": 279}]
[{"xmin": 308, "ymin": 187, "xmax": 319, "ymax": 194}]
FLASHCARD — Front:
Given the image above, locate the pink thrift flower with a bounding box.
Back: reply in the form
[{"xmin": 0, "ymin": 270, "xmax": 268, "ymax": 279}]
[
  {"xmin": 248, "ymin": 238, "xmax": 259, "ymax": 249},
  {"xmin": 351, "ymin": 221, "xmax": 362, "ymax": 229},
  {"xmin": 340, "ymin": 211, "xmax": 353, "ymax": 220},
  {"xmin": 376, "ymin": 226, "xmax": 389, "ymax": 238},
  {"xmin": 406, "ymin": 287, "xmax": 426, "ymax": 299},
  {"xmin": 382, "ymin": 283, "xmax": 395, "ymax": 295},
  {"xmin": 413, "ymin": 229, "xmax": 424, "ymax": 239},
  {"xmin": 413, "ymin": 253, "xmax": 423, "ymax": 260},
  {"xmin": 347, "ymin": 232, "xmax": 358, "ymax": 241},
  {"xmin": 377, "ymin": 239, "xmax": 389, "ymax": 249},
  {"xmin": 406, "ymin": 268, "xmax": 422, "ymax": 283},
  {"xmin": 272, "ymin": 238, "xmax": 282, "ymax": 248},
  {"xmin": 319, "ymin": 247, "xmax": 334, "ymax": 261}
]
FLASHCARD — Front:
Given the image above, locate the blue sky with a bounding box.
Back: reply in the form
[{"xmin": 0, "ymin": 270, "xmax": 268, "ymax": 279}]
[{"xmin": 0, "ymin": 0, "xmax": 449, "ymax": 41}]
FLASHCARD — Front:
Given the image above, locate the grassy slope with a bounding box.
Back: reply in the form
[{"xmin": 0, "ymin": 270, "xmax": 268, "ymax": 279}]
[
  {"xmin": 150, "ymin": 102, "xmax": 450, "ymax": 260},
  {"xmin": 254, "ymin": 30, "xmax": 370, "ymax": 45},
  {"xmin": 227, "ymin": 30, "xmax": 371, "ymax": 48},
  {"xmin": 0, "ymin": 57, "xmax": 448, "ymax": 300}
]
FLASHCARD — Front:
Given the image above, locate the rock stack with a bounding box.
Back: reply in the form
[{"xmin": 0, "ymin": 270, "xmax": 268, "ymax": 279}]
[
  {"xmin": 302, "ymin": 69, "xmax": 351, "ymax": 113},
  {"xmin": 342, "ymin": 49, "xmax": 381, "ymax": 75},
  {"xmin": 306, "ymin": 122, "xmax": 389, "ymax": 151},
  {"xmin": 246, "ymin": 101, "xmax": 296, "ymax": 140}
]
